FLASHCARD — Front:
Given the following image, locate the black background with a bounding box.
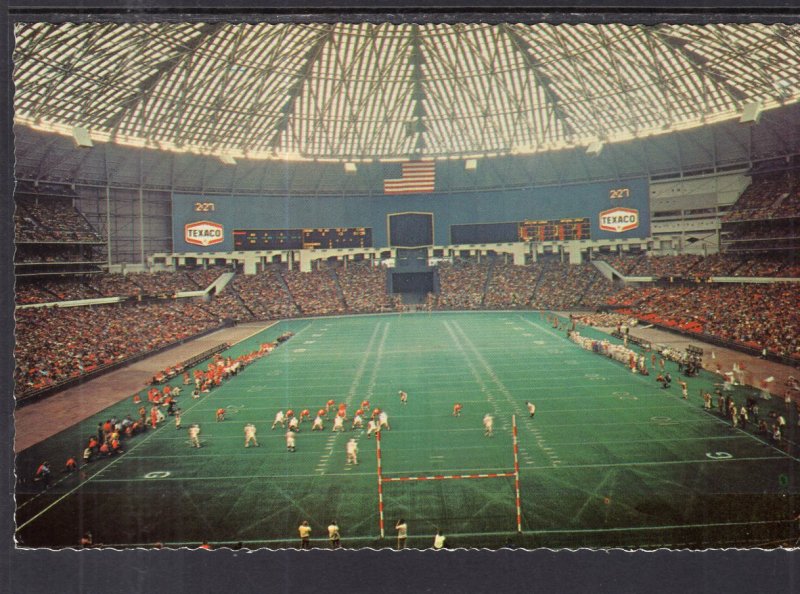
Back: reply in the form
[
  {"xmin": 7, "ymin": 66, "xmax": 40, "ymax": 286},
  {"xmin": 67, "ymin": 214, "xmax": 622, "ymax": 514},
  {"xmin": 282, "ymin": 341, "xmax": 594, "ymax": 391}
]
[
  {"xmin": 3, "ymin": 3, "xmax": 800, "ymax": 593},
  {"xmin": 451, "ymin": 221, "xmax": 519, "ymax": 244}
]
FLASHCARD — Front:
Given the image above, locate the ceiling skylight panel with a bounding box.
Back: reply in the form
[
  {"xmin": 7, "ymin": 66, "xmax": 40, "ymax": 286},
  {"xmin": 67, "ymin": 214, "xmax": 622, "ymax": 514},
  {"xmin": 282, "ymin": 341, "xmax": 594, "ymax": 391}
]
[
  {"xmin": 553, "ymin": 24, "xmax": 602, "ymax": 62},
  {"xmin": 425, "ymin": 74, "xmax": 475, "ymax": 129},
  {"xmin": 294, "ymin": 81, "xmax": 313, "ymax": 149},
  {"xmin": 314, "ymin": 45, "xmax": 337, "ymax": 118}
]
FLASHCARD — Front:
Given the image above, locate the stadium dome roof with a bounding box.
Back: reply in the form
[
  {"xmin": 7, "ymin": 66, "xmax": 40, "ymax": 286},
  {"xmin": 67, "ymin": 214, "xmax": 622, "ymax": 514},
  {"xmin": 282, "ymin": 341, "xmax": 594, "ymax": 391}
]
[{"xmin": 14, "ymin": 22, "xmax": 800, "ymax": 163}]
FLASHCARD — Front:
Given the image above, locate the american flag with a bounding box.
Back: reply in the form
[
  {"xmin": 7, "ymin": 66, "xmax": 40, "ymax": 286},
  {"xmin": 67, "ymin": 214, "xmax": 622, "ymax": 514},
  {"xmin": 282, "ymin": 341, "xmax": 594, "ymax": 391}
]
[{"xmin": 383, "ymin": 161, "xmax": 435, "ymax": 195}]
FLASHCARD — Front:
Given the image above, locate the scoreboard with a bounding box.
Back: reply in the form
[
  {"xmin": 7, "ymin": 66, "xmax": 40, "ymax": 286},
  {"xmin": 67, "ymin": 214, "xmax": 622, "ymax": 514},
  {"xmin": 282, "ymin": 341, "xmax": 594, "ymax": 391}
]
[
  {"xmin": 518, "ymin": 218, "xmax": 591, "ymax": 242},
  {"xmin": 450, "ymin": 217, "xmax": 592, "ymax": 244},
  {"xmin": 173, "ymin": 178, "xmax": 648, "ymax": 252},
  {"xmin": 233, "ymin": 227, "xmax": 372, "ymax": 250}
]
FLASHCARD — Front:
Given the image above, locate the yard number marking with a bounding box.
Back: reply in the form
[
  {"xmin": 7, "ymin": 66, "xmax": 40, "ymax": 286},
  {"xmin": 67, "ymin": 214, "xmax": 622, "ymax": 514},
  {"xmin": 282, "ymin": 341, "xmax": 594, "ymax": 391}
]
[
  {"xmin": 705, "ymin": 452, "xmax": 733, "ymax": 460},
  {"xmin": 615, "ymin": 391, "xmax": 638, "ymax": 401}
]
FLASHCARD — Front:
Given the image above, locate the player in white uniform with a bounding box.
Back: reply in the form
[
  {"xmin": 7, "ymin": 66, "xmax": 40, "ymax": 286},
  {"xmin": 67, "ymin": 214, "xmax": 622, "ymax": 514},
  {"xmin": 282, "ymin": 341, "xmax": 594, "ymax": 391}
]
[
  {"xmin": 271, "ymin": 411, "xmax": 285, "ymax": 429},
  {"xmin": 288, "ymin": 416, "xmax": 299, "ymax": 432},
  {"xmin": 188, "ymin": 424, "xmax": 201, "ymax": 448},
  {"xmin": 286, "ymin": 429, "xmax": 296, "ymax": 452},
  {"xmin": 244, "ymin": 423, "xmax": 259, "ymax": 447},
  {"xmin": 483, "ymin": 414, "xmax": 494, "ymax": 437},
  {"xmin": 526, "ymin": 401, "xmax": 536, "ymax": 418},
  {"xmin": 378, "ymin": 411, "xmax": 391, "ymax": 430},
  {"xmin": 679, "ymin": 380, "xmax": 688, "ymax": 400},
  {"xmin": 312, "ymin": 415, "xmax": 324, "ymax": 431},
  {"xmin": 351, "ymin": 412, "xmax": 364, "ymax": 430},
  {"xmin": 333, "ymin": 415, "xmax": 345, "ymax": 432},
  {"xmin": 366, "ymin": 419, "xmax": 379, "ymax": 438},
  {"xmin": 346, "ymin": 438, "xmax": 358, "ymax": 465}
]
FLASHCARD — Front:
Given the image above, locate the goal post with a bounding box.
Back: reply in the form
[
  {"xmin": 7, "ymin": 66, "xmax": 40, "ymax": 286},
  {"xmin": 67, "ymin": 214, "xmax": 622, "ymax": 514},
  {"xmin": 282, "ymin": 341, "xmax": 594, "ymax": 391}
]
[{"xmin": 376, "ymin": 414, "xmax": 522, "ymax": 540}]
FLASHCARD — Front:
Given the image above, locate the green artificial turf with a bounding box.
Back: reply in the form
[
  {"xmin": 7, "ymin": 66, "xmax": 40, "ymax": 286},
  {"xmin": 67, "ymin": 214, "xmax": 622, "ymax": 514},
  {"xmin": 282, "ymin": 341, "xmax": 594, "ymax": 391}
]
[{"xmin": 14, "ymin": 312, "xmax": 800, "ymax": 549}]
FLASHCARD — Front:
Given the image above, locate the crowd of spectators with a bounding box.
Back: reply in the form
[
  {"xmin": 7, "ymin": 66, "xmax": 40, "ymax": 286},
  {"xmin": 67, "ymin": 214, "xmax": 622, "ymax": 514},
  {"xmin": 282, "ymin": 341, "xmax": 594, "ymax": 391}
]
[
  {"xmin": 14, "ymin": 269, "xmax": 229, "ymax": 305},
  {"xmin": 689, "ymin": 254, "xmax": 741, "ymax": 277},
  {"xmin": 337, "ymin": 262, "xmax": 402, "ymax": 313},
  {"xmin": 283, "ymin": 269, "xmax": 346, "ymax": 316},
  {"xmin": 605, "ymin": 285, "xmax": 655, "ymax": 308},
  {"xmin": 726, "ymin": 222, "xmax": 799, "ymax": 242},
  {"xmin": 228, "ymin": 267, "xmax": 300, "ymax": 319},
  {"xmin": 15, "ymin": 197, "xmax": 103, "ymax": 243},
  {"xmin": 14, "ymin": 300, "xmax": 225, "ymax": 396},
  {"xmin": 199, "ymin": 289, "xmax": 255, "ymax": 322},
  {"xmin": 124, "ymin": 272, "xmax": 204, "ymax": 296},
  {"xmin": 598, "ymin": 253, "xmax": 703, "ymax": 278},
  {"xmin": 89, "ymin": 273, "xmax": 144, "ymax": 297},
  {"xmin": 15, "ymin": 244, "xmax": 101, "ymax": 264},
  {"xmin": 434, "ymin": 259, "xmax": 491, "ymax": 309},
  {"xmin": 529, "ymin": 261, "xmax": 617, "ymax": 310},
  {"xmin": 37, "ymin": 278, "xmax": 102, "ymax": 302},
  {"xmin": 734, "ymin": 257, "xmax": 786, "ymax": 278},
  {"xmin": 612, "ymin": 283, "xmax": 800, "ymax": 360},
  {"xmin": 593, "ymin": 253, "xmax": 645, "ymax": 276},
  {"xmin": 599, "ymin": 252, "xmax": 800, "ymax": 279},
  {"xmin": 722, "ymin": 170, "xmax": 800, "ymax": 223},
  {"xmin": 185, "ymin": 267, "xmax": 229, "ymax": 289},
  {"xmin": 14, "ymin": 253, "xmax": 798, "ymax": 399},
  {"xmin": 15, "ymin": 281, "xmax": 64, "ymax": 305},
  {"xmin": 569, "ymin": 312, "xmax": 636, "ymax": 328},
  {"xmin": 483, "ymin": 263, "xmax": 538, "ymax": 308}
]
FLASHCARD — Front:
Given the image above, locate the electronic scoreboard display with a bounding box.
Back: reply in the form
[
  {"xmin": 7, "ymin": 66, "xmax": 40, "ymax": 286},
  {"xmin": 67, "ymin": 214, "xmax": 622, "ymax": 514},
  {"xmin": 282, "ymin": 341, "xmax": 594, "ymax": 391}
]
[
  {"xmin": 518, "ymin": 218, "xmax": 591, "ymax": 242},
  {"xmin": 233, "ymin": 227, "xmax": 372, "ymax": 250},
  {"xmin": 174, "ymin": 179, "xmax": 648, "ymax": 252}
]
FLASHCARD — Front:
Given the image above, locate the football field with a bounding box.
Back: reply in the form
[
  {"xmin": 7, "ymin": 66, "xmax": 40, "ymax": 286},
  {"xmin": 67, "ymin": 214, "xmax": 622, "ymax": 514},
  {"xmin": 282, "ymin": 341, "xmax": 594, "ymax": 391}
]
[{"xmin": 15, "ymin": 311, "xmax": 800, "ymax": 549}]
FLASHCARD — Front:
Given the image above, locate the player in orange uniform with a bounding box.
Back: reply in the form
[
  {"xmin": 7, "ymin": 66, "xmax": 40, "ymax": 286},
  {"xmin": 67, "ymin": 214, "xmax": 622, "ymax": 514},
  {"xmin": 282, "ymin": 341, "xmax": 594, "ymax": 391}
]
[
  {"xmin": 361, "ymin": 399, "xmax": 370, "ymax": 412},
  {"xmin": 453, "ymin": 403, "xmax": 462, "ymax": 416},
  {"xmin": 34, "ymin": 461, "xmax": 51, "ymax": 489},
  {"xmin": 299, "ymin": 409, "xmax": 311, "ymax": 424},
  {"xmin": 326, "ymin": 399, "xmax": 335, "ymax": 413},
  {"xmin": 216, "ymin": 408, "xmax": 226, "ymax": 422}
]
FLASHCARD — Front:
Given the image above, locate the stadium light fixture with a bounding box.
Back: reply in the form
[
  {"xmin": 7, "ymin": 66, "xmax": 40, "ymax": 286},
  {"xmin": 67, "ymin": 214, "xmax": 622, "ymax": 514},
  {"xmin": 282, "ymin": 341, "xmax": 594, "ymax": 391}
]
[
  {"xmin": 465, "ymin": 159, "xmax": 477, "ymax": 170},
  {"xmin": 219, "ymin": 154, "xmax": 237, "ymax": 165},
  {"xmin": 739, "ymin": 100, "xmax": 763, "ymax": 124},
  {"xmin": 586, "ymin": 140, "xmax": 604, "ymax": 157},
  {"xmin": 344, "ymin": 162, "xmax": 357, "ymax": 173},
  {"xmin": 72, "ymin": 126, "xmax": 94, "ymax": 148}
]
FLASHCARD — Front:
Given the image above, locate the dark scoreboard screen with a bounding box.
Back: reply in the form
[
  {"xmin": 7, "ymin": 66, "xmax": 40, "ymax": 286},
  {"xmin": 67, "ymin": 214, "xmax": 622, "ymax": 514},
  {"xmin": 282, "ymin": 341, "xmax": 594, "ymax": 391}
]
[
  {"xmin": 233, "ymin": 227, "xmax": 372, "ymax": 250},
  {"xmin": 519, "ymin": 218, "xmax": 591, "ymax": 242}
]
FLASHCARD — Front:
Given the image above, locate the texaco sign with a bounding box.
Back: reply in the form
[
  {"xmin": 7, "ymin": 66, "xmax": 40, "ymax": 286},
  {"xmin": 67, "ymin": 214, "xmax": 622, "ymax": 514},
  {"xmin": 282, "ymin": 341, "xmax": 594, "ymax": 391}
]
[
  {"xmin": 185, "ymin": 220, "xmax": 224, "ymax": 247},
  {"xmin": 598, "ymin": 207, "xmax": 639, "ymax": 233}
]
